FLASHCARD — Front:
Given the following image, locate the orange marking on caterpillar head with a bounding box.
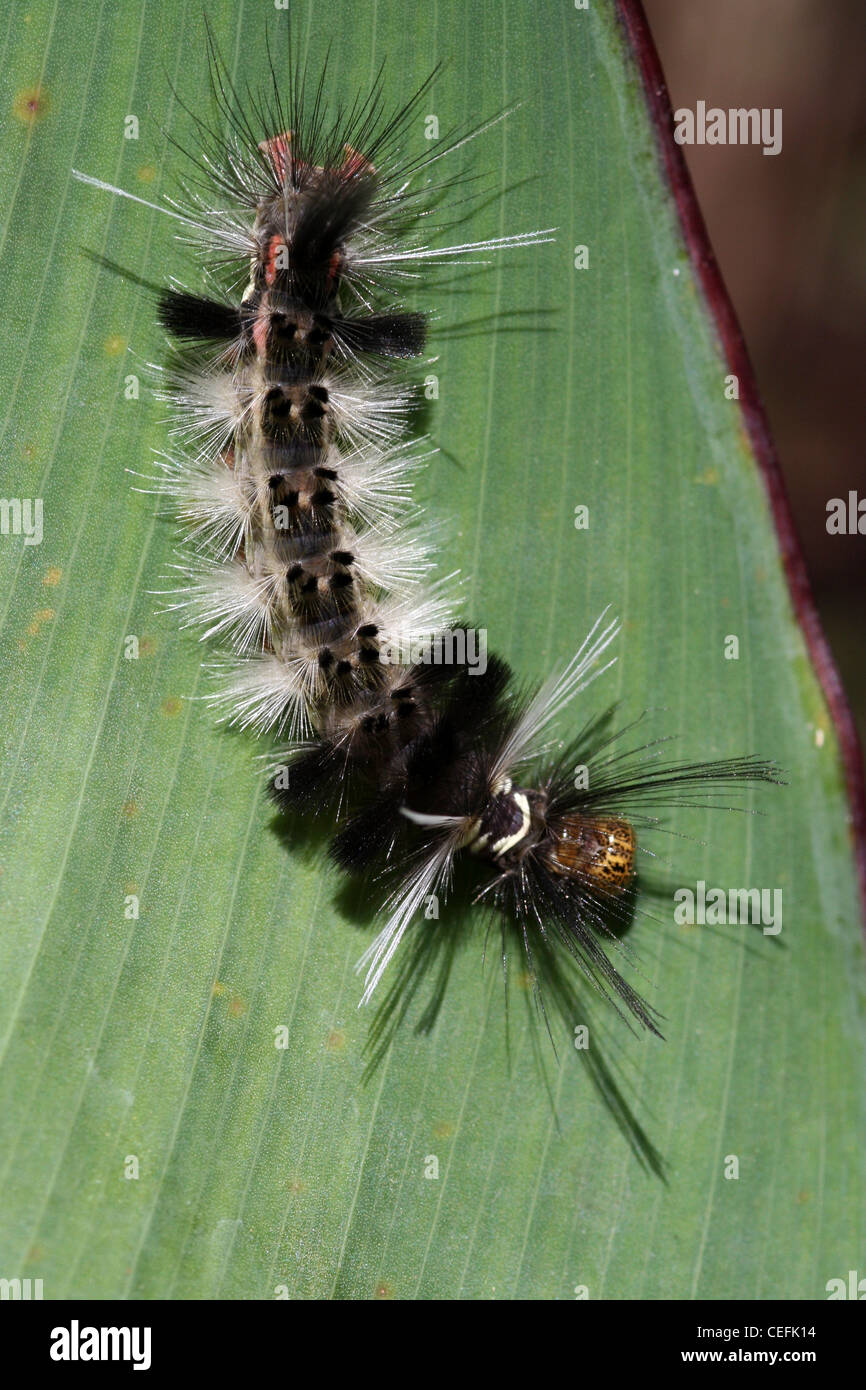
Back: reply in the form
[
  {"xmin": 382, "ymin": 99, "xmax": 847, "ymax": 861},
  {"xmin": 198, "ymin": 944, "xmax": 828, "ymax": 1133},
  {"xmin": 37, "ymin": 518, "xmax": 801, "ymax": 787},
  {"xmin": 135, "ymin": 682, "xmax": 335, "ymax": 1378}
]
[
  {"xmin": 258, "ymin": 130, "xmax": 375, "ymax": 184},
  {"xmin": 326, "ymin": 250, "xmax": 342, "ymax": 291},
  {"xmin": 548, "ymin": 816, "xmax": 636, "ymax": 895},
  {"xmin": 259, "ymin": 130, "xmax": 293, "ymax": 182},
  {"xmin": 339, "ymin": 145, "xmax": 375, "ymax": 178},
  {"xmin": 264, "ymin": 233, "xmax": 288, "ymax": 286},
  {"xmin": 253, "ymin": 309, "xmax": 269, "ymax": 352}
]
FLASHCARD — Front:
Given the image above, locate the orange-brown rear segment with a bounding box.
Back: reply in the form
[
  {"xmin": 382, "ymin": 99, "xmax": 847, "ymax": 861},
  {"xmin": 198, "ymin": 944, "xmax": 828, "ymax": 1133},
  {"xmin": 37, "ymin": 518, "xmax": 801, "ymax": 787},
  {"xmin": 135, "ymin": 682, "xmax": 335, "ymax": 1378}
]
[{"xmin": 548, "ymin": 816, "xmax": 636, "ymax": 894}]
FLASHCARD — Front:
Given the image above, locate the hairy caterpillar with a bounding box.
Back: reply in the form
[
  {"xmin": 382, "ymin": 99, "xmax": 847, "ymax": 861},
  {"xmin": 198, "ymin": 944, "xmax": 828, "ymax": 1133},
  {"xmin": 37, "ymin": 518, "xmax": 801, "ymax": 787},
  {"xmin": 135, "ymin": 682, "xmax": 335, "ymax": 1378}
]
[{"xmin": 74, "ymin": 39, "xmax": 780, "ymax": 1045}]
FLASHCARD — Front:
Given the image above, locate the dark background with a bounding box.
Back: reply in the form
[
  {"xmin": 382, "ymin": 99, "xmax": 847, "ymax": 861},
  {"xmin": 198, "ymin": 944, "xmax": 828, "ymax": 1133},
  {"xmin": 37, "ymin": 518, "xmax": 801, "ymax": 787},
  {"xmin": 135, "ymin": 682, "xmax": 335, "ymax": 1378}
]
[{"xmin": 644, "ymin": 0, "xmax": 866, "ymax": 748}]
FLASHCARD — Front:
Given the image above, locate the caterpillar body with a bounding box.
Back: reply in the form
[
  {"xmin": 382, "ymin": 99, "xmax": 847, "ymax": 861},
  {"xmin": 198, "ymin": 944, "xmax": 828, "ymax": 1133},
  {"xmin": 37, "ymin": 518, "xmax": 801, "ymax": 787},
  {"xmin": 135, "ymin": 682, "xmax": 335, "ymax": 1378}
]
[{"xmin": 74, "ymin": 48, "xmax": 780, "ymax": 1042}]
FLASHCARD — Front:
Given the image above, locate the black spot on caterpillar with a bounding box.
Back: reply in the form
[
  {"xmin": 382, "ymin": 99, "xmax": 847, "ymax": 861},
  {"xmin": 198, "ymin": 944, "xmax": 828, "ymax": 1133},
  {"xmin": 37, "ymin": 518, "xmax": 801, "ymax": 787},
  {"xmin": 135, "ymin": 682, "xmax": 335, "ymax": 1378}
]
[{"xmin": 73, "ymin": 34, "xmax": 781, "ymax": 1053}]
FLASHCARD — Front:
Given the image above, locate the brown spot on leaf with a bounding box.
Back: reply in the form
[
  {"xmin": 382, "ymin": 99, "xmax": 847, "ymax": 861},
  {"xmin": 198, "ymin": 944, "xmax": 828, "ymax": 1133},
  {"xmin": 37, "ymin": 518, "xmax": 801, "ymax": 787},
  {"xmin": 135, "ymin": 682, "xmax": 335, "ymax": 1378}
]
[
  {"xmin": 326, "ymin": 1028, "xmax": 346, "ymax": 1052},
  {"xmin": 228, "ymin": 994, "xmax": 246, "ymax": 1018},
  {"xmin": 374, "ymin": 1281, "xmax": 394, "ymax": 1300},
  {"xmin": 14, "ymin": 86, "xmax": 49, "ymax": 123},
  {"xmin": 160, "ymin": 696, "xmax": 183, "ymax": 717},
  {"xmin": 121, "ymin": 799, "xmax": 139, "ymax": 821}
]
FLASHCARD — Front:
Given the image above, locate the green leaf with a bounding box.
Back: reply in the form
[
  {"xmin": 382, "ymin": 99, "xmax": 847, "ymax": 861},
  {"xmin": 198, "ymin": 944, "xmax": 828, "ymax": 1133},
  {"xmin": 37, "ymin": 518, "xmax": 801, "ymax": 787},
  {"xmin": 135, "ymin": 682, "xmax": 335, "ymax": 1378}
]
[{"xmin": 0, "ymin": 0, "xmax": 862, "ymax": 1300}]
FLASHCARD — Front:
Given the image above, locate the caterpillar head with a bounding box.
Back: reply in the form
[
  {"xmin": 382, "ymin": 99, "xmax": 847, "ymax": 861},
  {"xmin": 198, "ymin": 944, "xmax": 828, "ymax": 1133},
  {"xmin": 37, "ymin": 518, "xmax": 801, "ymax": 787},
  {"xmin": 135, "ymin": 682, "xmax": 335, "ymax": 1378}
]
[
  {"xmin": 253, "ymin": 132, "xmax": 378, "ymax": 302},
  {"xmin": 466, "ymin": 779, "xmax": 636, "ymax": 894},
  {"xmin": 461, "ymin": 777, "xmax": 547, "ymax": 870}
]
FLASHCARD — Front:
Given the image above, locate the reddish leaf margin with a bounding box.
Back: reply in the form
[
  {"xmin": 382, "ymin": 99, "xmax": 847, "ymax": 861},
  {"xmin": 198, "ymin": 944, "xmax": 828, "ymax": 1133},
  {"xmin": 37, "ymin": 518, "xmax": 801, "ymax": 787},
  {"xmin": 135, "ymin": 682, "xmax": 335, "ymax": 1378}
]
[{"xmin": 616, "ymin": 0, "xmax": 866, "ymax": 924}]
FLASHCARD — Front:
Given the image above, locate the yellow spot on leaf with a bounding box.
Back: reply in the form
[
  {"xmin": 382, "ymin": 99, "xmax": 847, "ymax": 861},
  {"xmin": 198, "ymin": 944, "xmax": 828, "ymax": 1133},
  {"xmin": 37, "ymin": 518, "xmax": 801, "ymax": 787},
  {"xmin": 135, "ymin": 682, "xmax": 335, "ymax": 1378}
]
[
  {"xmin": 212, "ymin": 981, "xmax": 227, "ymax": 997},
  {"xmin": 695, "ymin": 467, "xmax": 719, "ymax": 487},
  {"xmin": 374, "ymin": 1282, "xmax": 394, "ymax": 1300},
  {"xmin": 23, "ymin": 611, "xmax": 52, "ymax": 636},
  {"xmin": 104, "ymin": 334, "xmax": 127, "ymax": 357},
  {"xmin": 42, "ymin": 566, "xmax": 62, "ymax": 586},
  {"xmin": 13, "ymin": 86, "xmax": 49, "ymax": 123},
  {"xmin": 326, "ymin": 1028, "xmax": 346, "ymax": 1051},
  {"xmin": 25, "ymin": 606, "xmax": 55, "ymax": 638},
  {"xmin": 433, "ymin": 1121, "xmax": 454, "ymax": 1140},
  {"xmin": 121, "ymin": 799, "xmax": 139, "ymax": 821},
  {"xmin": 160, "ymin": 696, "xmax": 183, "ymax": 717},
  {"xmin": 136, "ymin": 164, "xmax": 156, "ymax": 183},
  {"xmin": 228, "ymin": 995, "xmax": 246, "ymax": 1018}
]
